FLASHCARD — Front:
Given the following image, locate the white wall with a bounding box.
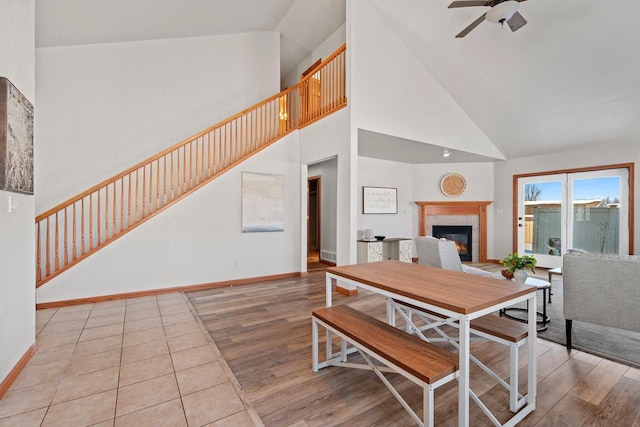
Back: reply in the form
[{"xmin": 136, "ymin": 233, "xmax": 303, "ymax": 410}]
[
  {"xmin": 308, "ymin": 157, "xmax": 338, "ymax": 262},
  {"xmin": 412, "ymin": 162, "xmax": 495, "ymax": 257},
  {"xmin": 349, "ymin": 0, "xmax": 503, "ymax": 159},
  {"xmin": 35, "ymin": 32, "xmax": 280, "ymax": 213},
  {"xmin": 300, "ymin": 107, "xmax": 354, "ymax": 265},
  {"xmin": 283, "ymin": 23, "xmax": 346, "ymax": 89},
  {"xmin": 492, "ymin": 140, "xmax": 640, "ymax": 260},
  {"xmin": 0, "ymin": 0, "xmax": 36, "ymax": 386},
  {"xmin": 37, "ymin": 132, "xmax": 301, "ymax": 303},
  {"xmin": 358, "ymin": 157, "xmax": 413, "ymax": 240},
  {"xmin": 356, "ymin": 158, "xmax": 493, "ymax": 258}
]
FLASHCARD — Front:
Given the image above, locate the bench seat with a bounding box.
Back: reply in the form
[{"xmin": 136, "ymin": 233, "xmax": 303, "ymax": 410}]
[
  {"xmin": 471, "ymin": 314, "xmax": 528, "ymax": 343},
  {"xmin": 313, "ymin": 305, "xmax": 458, "ymax": 384},
  {"xmin": 387, "ymin": 299, "xmax": 529, "ymax": 413},
  {"xmin": 312, "ymin": 304, "xmax": 459, "ymax": 426},
  {"xmin": 389, "ymin": 300, "xmax": 528, "ymax": 343}
]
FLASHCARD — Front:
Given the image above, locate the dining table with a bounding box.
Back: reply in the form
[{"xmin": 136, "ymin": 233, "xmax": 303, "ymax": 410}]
[{"xmin": 325, "ymin": 260, "xmax": 538, "ymax": 427}]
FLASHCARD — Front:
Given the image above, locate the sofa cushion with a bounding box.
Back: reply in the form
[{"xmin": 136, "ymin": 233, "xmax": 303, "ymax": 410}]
[{"xmin": 563, "ymin": 252, "xmax": 640, "ymax": 333}]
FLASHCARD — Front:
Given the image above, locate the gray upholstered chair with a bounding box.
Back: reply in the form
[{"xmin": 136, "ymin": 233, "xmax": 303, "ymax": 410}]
[
  {"xmin": 563, "ymin": 252, "xmax": 640, "ymax": 349},
  {"xmin": 415, "ymin": 236, "xmax": 501, "ymax": 278}
]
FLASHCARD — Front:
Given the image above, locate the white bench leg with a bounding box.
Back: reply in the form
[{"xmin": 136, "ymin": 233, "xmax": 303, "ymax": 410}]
[
  {"xmin": 424, "ymin": 384, "xmax": 434, "ymax": 427},
  {"xmin": 406, "ymin": 309, "xmax": 413, "ymax": 333},
  {"xmin": 387, "ymin": 298, "xmax": 396, "ymax": 326},
  {"xmin": 386, "ymin": 299, "xmax": 414, "ymax": 332},
  {"xmin": 341, "ymin": 337, "xmax": 348, "ymax": 362}
]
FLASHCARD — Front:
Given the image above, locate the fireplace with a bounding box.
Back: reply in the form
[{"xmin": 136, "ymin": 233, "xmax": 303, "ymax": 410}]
[
  {"xmin": 432, "ymin": 225, "xmax": 472, "ymax": 261},
  {"xmin": 416, "ymin": 201, "xmax": 491, "ymax": 263}
]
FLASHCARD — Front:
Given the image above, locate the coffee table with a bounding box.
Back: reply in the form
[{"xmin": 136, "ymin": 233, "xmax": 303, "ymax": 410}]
[{"xmin": 500, "ymin": 276, "xmax": 551, "ymax": 331}]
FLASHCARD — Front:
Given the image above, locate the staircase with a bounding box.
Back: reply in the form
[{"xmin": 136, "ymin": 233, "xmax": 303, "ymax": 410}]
[{"xmin": 35, "ymin": 45, "xmax": 347, "ymax": 288}]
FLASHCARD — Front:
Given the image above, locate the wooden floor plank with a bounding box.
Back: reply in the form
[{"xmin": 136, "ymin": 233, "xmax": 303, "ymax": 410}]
[
  {"xmin": 186, "ymin": 270, "xmax": 638, "ymax": 426},
  {"xmin": 584, "ymin": 377, "xmax": 640, "ymax": 426},
  {"xmin": 532, "ymin": 394, "xmax": 596, "ymax": 427},
  {"xmin": 569, "ymin": 358, "xmax": 629, "ymax": 405}
]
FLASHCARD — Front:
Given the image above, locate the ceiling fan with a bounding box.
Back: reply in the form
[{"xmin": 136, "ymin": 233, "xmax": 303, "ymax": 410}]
[{"xmin": 449, "ymin": 0, "xmax": 528, "ymax": 38}]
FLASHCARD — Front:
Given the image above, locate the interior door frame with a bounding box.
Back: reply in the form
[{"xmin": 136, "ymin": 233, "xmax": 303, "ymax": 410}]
[
  {"xmin": 512, "ymin": 163, "xmax": 635, "ymax": 255},
  {"xmin": 307, "ymin": 175, "xmax": 322, "ymax": 257}
]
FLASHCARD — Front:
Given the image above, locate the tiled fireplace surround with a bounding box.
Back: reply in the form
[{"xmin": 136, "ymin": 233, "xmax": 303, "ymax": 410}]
[
  {"xmin": 416, "ymin": 201, "xmax": 492, "ymax": 263},
  {"xmin": 432, "ymin": 219, "xmax": 477, "ymax": 262}
]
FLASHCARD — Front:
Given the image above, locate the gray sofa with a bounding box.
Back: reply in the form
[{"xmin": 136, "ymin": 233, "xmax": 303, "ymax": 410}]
[{"xmin": 563, "ymin": 252, "xmax": 640, "ymax": 349}]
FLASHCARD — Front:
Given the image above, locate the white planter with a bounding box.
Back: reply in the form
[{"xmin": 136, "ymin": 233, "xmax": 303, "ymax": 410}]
[{"xmin": 513, "ymin": 270, "xmax": 528, "ymax": 284}]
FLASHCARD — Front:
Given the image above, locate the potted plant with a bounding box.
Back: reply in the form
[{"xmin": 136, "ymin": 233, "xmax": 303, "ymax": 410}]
[{"xmin": 500, "ymin": 252, "xmax": 537, "ymax": 283}]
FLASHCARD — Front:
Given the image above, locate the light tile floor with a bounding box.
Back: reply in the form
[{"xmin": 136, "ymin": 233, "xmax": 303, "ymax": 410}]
[{"xmin": 0, "ymin": 293, "xmax": 262, "ymax": 427}]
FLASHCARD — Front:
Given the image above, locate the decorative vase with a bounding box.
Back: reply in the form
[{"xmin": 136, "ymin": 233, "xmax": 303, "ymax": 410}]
[
  {"xmin": 501, "ymin": 269, "xmax": 514, "ymax": 280},
  {"xmin": 513, "ymin": 269, "xmax": 528, "ymax": 284}
]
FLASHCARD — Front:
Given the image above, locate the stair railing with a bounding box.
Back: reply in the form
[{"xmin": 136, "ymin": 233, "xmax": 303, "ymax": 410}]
[{"xmin": 36, "ymin": 44, "xmax": 346, "ymax": 287}]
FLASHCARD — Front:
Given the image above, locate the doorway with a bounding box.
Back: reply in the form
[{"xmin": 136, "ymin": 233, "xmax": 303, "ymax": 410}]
[
  {"xmin": 515, "ymin": 165, "xmax": 633, "ymax": 268},
  {"xmin": 307, "ymin": 176, "xmax": 322, "ymax": 268}
]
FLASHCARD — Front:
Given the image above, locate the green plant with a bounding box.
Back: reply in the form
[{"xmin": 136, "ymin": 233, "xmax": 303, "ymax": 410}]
[{"xmin": 500, "ymin": 252, "xmax": 537, "ymax": 273}]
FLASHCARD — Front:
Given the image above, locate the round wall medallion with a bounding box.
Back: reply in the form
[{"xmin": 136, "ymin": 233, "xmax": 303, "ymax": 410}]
[{"xmin": 440, "ymin": 173, "xmax": 466, "ymax": 197}]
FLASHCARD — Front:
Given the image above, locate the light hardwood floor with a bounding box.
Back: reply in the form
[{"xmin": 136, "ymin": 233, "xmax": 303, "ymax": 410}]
[
  {"xmin": 2, "ymin": 271, "xmax": 639, "ymax": 426},
  {"xmin": 187, "ymin": 271, "xmax": 640, "ymax": 427}
]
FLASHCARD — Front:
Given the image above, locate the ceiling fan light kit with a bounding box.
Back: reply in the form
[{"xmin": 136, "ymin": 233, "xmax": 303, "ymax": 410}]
[
  {"xmin": 449, "ymin": 0, "xmax": 528, "ymax": 37},
  {"xmin": 485, "ymin": 0, "xmax": 519, "ymax": 24}
]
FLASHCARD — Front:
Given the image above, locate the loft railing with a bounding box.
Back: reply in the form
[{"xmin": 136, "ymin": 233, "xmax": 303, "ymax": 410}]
[{"xmin": 35, "ymin": 44, "xmax": 346, "ymax": 287}]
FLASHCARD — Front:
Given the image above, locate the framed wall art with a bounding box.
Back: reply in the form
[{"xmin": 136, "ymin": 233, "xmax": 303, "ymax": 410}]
[
  {"xmin": 363, "ymin": 186, "xmax": 397, "ymax": 214},
  {"xmin": 0, "ymin": 77, "xmax": 34, "ymax": 194},
  {"xmin": 242, "ymin": 172, "xmax": 285, "ymax": 232}
]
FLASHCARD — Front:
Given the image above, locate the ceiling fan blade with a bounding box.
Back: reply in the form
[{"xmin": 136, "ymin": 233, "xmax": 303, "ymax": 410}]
[
  {"xmin": 455, "ymin": 14, "xmax": 486, "ymax": 38},
  {"xmin": 448, "ymin": 1, "xmax": 491, "ymax": 8},
  {"xmin": 507, "ymin": 11, "xmax": 527, "ymax": 32}
]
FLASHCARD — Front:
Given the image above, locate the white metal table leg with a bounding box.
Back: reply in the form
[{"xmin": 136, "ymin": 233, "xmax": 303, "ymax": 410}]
[
  {"xmin": 325, "ymin": 274, "xmax": 334, "ymax": 361},
  {"xmin": 509, "ymin": 341, "xmax": 519, "ymax": 412},
  {"xmin": 458, "ymin": 315, "xmax": 470, "ymax": 427},
  {"xmin": 312, "ymin": 318, "xmax": 319, "ymax": 372},
  {"xmin": 527, "ymin": 293, "xmax": 537, "ymax": 410}
]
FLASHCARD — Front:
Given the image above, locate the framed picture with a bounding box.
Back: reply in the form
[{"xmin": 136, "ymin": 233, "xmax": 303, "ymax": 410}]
[
  {"xmin": 363, "ymin": 186, "xmax": 397, "ymax": 214},
  {"xmin": 0, "ymin": 77, "xmax": 34, "ymax": 194},
  {"xmin": 242, "ymin": 172, "xmax": 285, "ymax": 232}
]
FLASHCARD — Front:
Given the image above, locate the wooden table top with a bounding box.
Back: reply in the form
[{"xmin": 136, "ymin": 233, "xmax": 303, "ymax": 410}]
[{"xmin": 327, "ymin": 261, "xmax": 536, "ymax": 315}]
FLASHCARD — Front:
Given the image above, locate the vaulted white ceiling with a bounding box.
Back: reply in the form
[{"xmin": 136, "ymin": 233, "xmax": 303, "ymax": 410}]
[
  {"xmin": 36, "ymin": 0, "xmax": 640, "ymax": 161},
  {"xmin": 369, "ymin": 0, "xmax": 640, "ymax": 159},
  {"xmin": 35, "ymin": 0, "xmax": 346, "ymax": 82}
]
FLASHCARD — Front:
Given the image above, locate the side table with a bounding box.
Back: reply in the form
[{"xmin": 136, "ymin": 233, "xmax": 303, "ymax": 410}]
[
  {"xmin": 500, "ymin": 277, "xmax": 551, "ymax": 332},
  {"xmin": 547, "ymin": 267, "xmax": 562, "ymax": 303}
]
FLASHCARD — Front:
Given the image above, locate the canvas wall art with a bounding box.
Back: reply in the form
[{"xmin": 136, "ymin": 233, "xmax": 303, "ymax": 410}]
[
  {"xmin": 242, "ymin": 172, "xmax": 285, "ymax": 232},
  {"xmin": 0, "ymin": 77, "xmax": 34, "ymax": 194},
  {"xmin": 363, "ymin": 186, "xmax": 397, "ymax": 214}
]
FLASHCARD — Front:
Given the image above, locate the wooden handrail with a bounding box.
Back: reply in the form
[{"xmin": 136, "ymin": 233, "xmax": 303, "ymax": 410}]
[{"xmin": 36, "ymin": 44, "xmax": 347, "ymax": 288}]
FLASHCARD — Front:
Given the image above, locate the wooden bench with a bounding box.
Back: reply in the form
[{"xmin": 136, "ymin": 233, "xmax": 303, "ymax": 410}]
[
  {"xmin": 312, "ymin": 305, "xmax": 458, "ymax": 427},
  {"xmin": 387, "ymin": 299, "xmax": 529, "ymax": 413}
]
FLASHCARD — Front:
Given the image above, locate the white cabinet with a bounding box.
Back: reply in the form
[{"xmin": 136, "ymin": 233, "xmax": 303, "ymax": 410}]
[
  {"xmin": 357, "ymin": 241, "xmax": 383, "ymax": 263},
  {"xmin": 357, "ymin": 238, "xmax": 412, "ymax": 264},
  {"xmin": 393, "ymin": 239, "xmax": 413, "ymax": 263}
]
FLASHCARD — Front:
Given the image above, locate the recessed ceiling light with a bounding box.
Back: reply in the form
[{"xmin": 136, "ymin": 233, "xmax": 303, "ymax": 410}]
[{"xmin": 443, "ymin": 149, "xmax": 451, "ymax": 158}]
